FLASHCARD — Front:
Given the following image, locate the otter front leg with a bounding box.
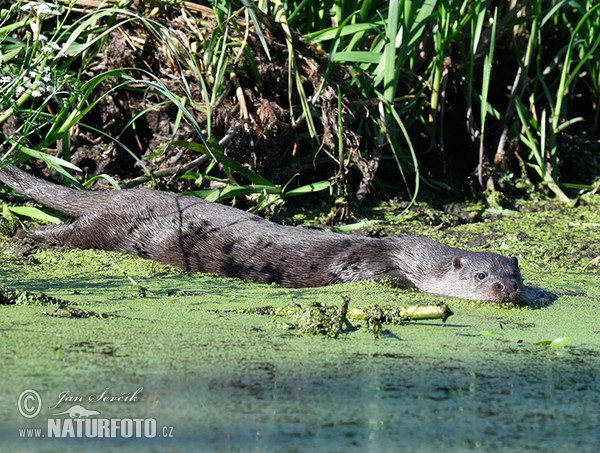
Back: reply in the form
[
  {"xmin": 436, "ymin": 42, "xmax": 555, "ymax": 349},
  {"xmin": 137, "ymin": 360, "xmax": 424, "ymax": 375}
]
[
  {"xmin": 22, "ymin": 210, "xmax": 139, "ymax": 255},
  {"xmin": 23, "ymin": 221, "xmax": 105, "ymax": 251},
  {"xmin": 20, "ymin": 210, "xmax": 187, "ymax": 268}
]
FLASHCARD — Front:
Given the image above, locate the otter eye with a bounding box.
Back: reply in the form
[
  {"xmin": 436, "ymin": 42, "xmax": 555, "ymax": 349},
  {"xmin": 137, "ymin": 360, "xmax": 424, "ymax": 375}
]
[{"xmin": 475, "ymin": 272, "xmax": 487, "ymax": 281}]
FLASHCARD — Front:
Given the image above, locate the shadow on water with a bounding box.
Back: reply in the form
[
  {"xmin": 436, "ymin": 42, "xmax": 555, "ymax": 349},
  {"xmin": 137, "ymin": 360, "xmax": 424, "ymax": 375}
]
[{"xmin": 523, "ymin": 285, "xmax": 557, "ymax": 309}]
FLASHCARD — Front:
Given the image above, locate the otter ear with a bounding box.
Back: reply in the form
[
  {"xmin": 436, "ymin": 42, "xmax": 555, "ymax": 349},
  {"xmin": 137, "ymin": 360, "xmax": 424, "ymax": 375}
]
[
  {"xmin": 452, "ymin": 256, "xmax": 464, "ymax": 269},
  {"xmin": 510, "ymin": 256, "xmax": 519, "ymax": 267}
]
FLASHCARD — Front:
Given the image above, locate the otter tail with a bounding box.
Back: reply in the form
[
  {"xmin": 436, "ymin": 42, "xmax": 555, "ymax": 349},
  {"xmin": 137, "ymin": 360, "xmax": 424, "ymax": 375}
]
[{"xmin": 0, "ymin": 164, "xmax": 108, "ymax": 218}]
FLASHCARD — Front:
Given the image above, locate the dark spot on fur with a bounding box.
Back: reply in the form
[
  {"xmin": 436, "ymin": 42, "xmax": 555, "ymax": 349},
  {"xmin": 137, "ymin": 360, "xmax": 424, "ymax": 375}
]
[
  {"xmin": 132, "ymin": 243, "xmax": 150, "ymax": 259},
  {"xmin": 222, "ymin": 242, "xmax": 234, "ymax": 255},
  {"xmin": 260, "ymin": 262, "xmax": 285, "ymax": 283},
  {"xmin": 347, "ymin": 251, "xmax": 360, "ymax": 266}
]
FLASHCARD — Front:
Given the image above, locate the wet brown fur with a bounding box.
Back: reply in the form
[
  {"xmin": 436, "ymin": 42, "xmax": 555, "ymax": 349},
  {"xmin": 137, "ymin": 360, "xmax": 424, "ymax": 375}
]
[{"xmin": 0, "ymin": 165, "xmax": 524, "ymax": 301}]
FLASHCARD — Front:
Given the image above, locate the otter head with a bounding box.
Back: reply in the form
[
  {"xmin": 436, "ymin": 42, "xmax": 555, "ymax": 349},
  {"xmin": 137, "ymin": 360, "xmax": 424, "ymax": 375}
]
[{"xmin": 451, "ymin": 254, "xmax": 524, "ymax": 303}]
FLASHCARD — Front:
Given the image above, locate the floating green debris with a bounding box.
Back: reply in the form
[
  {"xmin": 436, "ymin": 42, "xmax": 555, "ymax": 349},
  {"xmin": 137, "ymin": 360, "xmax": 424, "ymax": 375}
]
[
  {"xmin": 43, "ymin": 304, "xmax": 114, "ymax": 319},
  {"xmin": 583, "ymin": 256, "xmax": 600, "ymax": 271},
  {"xmin": 287, "ymin": 297, "xmax": 350, "ymax": 338},
  {"xmin": 0, "ymin": 285, "xmax": 114, "ymax": 319},
  {"xmin": 0, "ymin": 285, "xmax": 67, "ymax": 306},
  {"xmin": 536, "ymin": 337, "xmax": 572, "ymax": 349},
  {"xmin": 244, "ymin": 297, "xmax": 453, "ymax": 338},
  {"xmin": 347, "ymin": 302, "xmax": 453, "ymax": 338},
  {"xmin": 246, "ymin": 297, "xmax": 350, "ymax": 338},
  {"xmin": 1, "ymin": 204, "xmax": 19, "ymax": 236}
]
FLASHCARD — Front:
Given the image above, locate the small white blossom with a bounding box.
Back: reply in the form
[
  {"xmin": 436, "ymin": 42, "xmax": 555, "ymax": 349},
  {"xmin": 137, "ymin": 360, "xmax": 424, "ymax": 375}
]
[
  {"xmin": 8, "ymin": 67, "xmax": 57, "ymax": 99},
  {"xmin": 42, "ymin": 41, "xmax": 61, "ymax": 53},
  {"xmin": 36, "ymin": 5, "xmax": 54, "ymax": 15},
  {"xmin": 21, "ymin": 2, "xmax": 62, "ymax": 16}
]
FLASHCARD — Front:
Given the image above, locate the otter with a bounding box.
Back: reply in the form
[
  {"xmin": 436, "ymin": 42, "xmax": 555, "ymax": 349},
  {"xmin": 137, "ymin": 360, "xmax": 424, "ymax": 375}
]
[{"xmin": 0, "ymin": 164, "xmax": 524, "ymax": 302}]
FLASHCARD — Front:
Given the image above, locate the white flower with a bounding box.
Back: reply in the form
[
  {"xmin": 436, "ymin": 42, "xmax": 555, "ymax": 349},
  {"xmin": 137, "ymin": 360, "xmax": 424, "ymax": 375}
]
[
  {"xmin": 7, "ymin": 60, "xmax": 61, "ymax": 100},
  {"xmin": 35, "ymin": 5, "xmax": 54, "ymax": 15},
  {"xmin": 20, "ymin": 2, "xmax": 62, "ymax": 16},
  {"xmin": 41, "ymin": 42, "xmax": 61, "ymax": 53}
]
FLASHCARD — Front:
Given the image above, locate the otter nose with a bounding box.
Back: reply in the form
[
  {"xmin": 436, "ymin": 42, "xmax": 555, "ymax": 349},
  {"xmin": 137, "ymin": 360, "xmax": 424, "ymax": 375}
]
[{"xmin": 496, "ymin": 280, "xmax": 521, "ymax": 294}]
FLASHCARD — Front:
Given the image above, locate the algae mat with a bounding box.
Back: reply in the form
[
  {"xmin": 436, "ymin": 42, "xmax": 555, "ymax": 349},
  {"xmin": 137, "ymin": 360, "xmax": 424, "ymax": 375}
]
[{"xmin": 1, "ymin": 221, "xmax": 599, "ymax": 452}]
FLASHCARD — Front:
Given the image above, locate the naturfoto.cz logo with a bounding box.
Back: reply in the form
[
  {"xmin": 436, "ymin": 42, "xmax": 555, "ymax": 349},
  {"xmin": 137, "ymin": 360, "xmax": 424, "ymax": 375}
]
[{"xmin": 16, "ymin": 388, "xmax": 174, "ymax": 439}]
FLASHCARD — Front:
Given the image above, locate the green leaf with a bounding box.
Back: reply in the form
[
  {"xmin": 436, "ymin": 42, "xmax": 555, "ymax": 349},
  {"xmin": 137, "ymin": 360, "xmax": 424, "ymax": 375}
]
[
  {"xmin": 550, "ymin": 337, "xmax": 571, "ymax": 349},
  {"xmin": 331, "ymin": 51, "xmax": 382, "ymax": 64},
  {"xmin": 535, "ymin": 337, "xmax": 571, "ymax": 349},
  {"xmin": 16, "ymin": 146, "xmax": 81, "ymax": 172},
  {"xmin": 184, "ymin": 185, "xmax": 281, "ymax": 202},
  {"xmin": 284, "ymin": 181, "xmax": 332, "ymax": 196},
  {"xmin": 172, "ymin": 140, "xmax": 274, "ymax": 186},
  {"xmin": 7, "ymin": 207, "xmax": 61, "ymax": 224},
  {"xmin": 304, "ymin": 23, "xmax": 382, "ymax": 42}
]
